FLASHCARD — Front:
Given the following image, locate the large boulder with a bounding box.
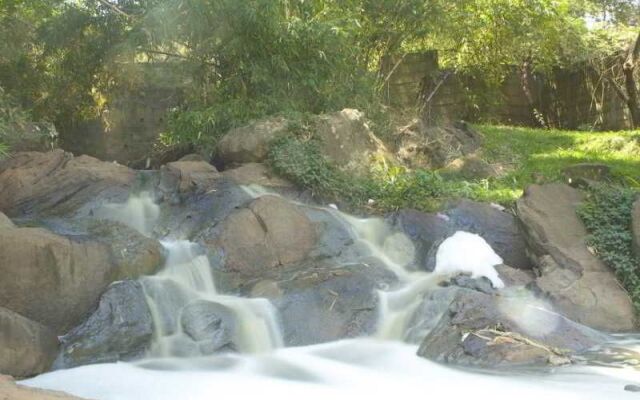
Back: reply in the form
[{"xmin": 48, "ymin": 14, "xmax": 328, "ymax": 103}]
[
  {"xmin": 156, "ymin": 177, "xmax": 252, "ymax": 240},
  {"xmin": 387, "ymin": 201, "xmax": 531, "ymax": 271},
  {"xmin": 215, "ymin": 110, "xmax": 393, "ymax": 174},
  {"xmin": 201, "ymin": 195, "xmax": 316, "ymax": 275},
  {"xmin": 158, "ymin": 160, "xmax": 220, "ymax": 198},
  {"xmin": 250, "ymin": 263, "xmax": 397, "ymax": 346},
  {"xmin": 222, "ymin": 163, "xmax": 293, "ymax": 189},
  {"xmin": 311, "ymin": 109, "xmax": 392, "ymax": 174},
  {"xmin": 395, "ymin": 120, "xmax": 482, "ymax": 169},
  {"xmin": 385, "ymin": 209, "xmax": 453, "ymax": 271},
  {"xmin": 0, "ymin": 150, "xmax": 135, "ymax": 218},
  {"xmin": 0, "ymin": 224, "xmax": 162, "ymax": 334},
  {"xmin": 417, "ymin": 288, "xmax": 609, "ymax": 368},
  {"xmin": 216, "ymin": 117, "xmax": 288, "ymax": 165},
  {"xmin": 446, "ymin": 200, "xmax": 531, "ymax": 269},
  {"xmin": 516, "ymin": 183, "xmax": 635, "ymax": 332},
  {"xmin": 53, "ymin": 281, "xmax": 153, "ymax": 369},
  {"xmin": 0, "ymin": 375, "xmax": 85, "ymax": 400},
  {"xmin": 0, "ymin": 307, "xmax": 58, "ymax": 378},
  {"xmin": 632, "ymin": 198, "xmax": 640, "ymax": 258}
]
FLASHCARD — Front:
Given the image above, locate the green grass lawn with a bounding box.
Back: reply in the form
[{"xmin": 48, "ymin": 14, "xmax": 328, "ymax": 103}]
[
  {"xmin": 470, "ymin": 125, "xmax": 640, "ymax": 203},
  {"xmin": 269, "ymin": 123, "xmax": 640, "ymax": 212}
]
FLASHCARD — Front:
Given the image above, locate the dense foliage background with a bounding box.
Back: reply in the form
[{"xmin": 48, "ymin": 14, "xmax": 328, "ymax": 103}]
[{"xmin": 1, "ymin": 0, "xmax": 639, "ymax": 152}]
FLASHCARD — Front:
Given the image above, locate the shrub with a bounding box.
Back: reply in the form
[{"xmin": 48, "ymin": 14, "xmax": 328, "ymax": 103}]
[{"xmin": 577, "ymin": 184, "xmax": 640, "ymax": 312}]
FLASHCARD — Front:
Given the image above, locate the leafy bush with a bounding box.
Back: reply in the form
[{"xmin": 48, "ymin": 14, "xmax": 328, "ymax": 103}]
[
  {"xmin": 268, "ymin": 124, "xmax": 491, "ymax": 212},
  {"xmin": 577, "ymin": 184, "xmax": 640, "ymax": 311},
  {"xmin": 0, "ymin": 86, "xmax": 55, "ymax": 157}
]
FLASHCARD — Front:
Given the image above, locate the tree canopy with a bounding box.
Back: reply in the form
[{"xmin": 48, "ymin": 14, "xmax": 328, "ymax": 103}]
[{"xmin": 1, "ymin": 0, "xmax": 639, "ymax": 148}]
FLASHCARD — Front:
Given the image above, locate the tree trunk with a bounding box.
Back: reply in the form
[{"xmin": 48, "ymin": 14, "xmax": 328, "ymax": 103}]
[
  {"xmin": 520, "ymin": 59, "xmax": 546, "ymax": 127},
  {"xmin": 623, "ymin": 32, "xmax": 640, "ymax": 128}
]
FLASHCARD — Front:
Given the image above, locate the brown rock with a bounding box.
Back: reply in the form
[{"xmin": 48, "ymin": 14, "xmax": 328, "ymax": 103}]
[
  {"xmin": 0, "ymin": 150, "xmax": 135, "ymax": 218},
  {"xmin": 312, "ymin": 109, "xmax": 393, "ymax": 174},
  {"xmin": 216, "ymin": 117, "xmax": 288, "ymax": 165},
  {"xmin": 222, "ymin": 163, "xmax": 292, "ymax": 188},
  {"xmin": 395, "ymin": 120, "xmax": 482, "ymax": 169},
  {"xmin": 516, "ymin": 183, "xmax": 635, "ymax": 332},
  {"xmin": 440, "ymin": 154, "xmax": 497, "ymax": 180},
  {"xmin": 159, "ymin": 160, "xmax": 220, "ymax": 195},
  {"xmin": 0, "ymin": 307, "xmax": 58, "ymax": 378},
  {"xmin": 215, "ymin": 110, "xmax": 394, "ymax": 174},
  {"xmin": 205, "ymin": 195, "xmax": 316, "ymax": 274},
  {"xmin": 0, "ymin": 375, "xmax": 86, "ymax": 400},
  {"xmin": 0, "ymin": 225, "xmax": 162, "ymax": 334}
]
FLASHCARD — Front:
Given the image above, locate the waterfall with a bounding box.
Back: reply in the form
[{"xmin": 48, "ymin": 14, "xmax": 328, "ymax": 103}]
[
  {"xmin": 94, "ymin": 192, "xmax": 283, "ymax": 358},
  {"xmin": 141, "ymin": 240, "xmax": 283, "ymax": 357}
]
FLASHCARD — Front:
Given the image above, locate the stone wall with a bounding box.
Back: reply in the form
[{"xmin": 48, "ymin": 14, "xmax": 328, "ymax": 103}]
[
  {"xmin": 59, "ymin": 63, "xmax": 184, "ymax": 164},
  {"xmin": 381, "ymin": 51, "xmax": 632, "ymax": 130}
]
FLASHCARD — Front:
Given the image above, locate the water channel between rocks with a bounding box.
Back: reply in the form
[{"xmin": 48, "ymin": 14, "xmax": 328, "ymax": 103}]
[{"xmin": 23, "ymin": 189, "xmax": 640, "ymax": 400}]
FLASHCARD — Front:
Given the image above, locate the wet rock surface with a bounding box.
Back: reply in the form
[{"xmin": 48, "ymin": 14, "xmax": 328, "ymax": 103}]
[
  {"xmin": 249, "ymin": 263, "xmax": 397, "ymax": 346},
  {"xmin": 417, "ymin": 287, "xmax": 609, "ymax": 368},
  {"xmin": 180, "ymin": 300, "xmax": 237, "ymax": 354},
  {"xmin": 54, "ymin": 281, "xmax": 153, "ymax": 369}
]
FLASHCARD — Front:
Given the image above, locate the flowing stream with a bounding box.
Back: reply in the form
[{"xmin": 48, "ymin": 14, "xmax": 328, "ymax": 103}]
[{"xmin": 22, "ymin": 191, "xmax": 640, "ymax": 399}]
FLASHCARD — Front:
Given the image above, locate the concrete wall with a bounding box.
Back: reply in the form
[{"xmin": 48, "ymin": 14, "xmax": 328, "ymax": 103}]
[
  {"xmin": 381, "ymin": 51, "xmax": 632, "ymax": 130},
  {"xmin": 59, "ymin": 63, "xmax": 184, "ymax": 164}
]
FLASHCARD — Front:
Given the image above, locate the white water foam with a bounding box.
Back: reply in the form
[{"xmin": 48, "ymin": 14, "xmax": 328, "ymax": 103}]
[
  {"xmin": 434, "ymin": 230, "xmax": 504, "ymax": 288},
  {"xmin": 22, "ymin": 191, "xmax": 640, "ymax": 399},
  {"xmin": 22, "ymin": 339, "xmax": 640, "ymax": 400}
]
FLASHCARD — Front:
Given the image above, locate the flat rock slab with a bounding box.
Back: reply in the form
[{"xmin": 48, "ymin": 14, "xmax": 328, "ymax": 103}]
[{"xmin": 516, "ymin": 183, "xmax": 635, "ymax": 332}]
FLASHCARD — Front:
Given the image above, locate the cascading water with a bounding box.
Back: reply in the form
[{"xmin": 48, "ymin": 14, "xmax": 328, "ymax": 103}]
[
  {"xmin": 22, "ymin": 190, "xmax": 640, "ymax": 400},
  {"xmin": 141, "ymin": 240, "xmax": 282, "ymax": 357},
  {"xmin": 97, "ymin": 192, "xmax": 282, "ymax": 357}
]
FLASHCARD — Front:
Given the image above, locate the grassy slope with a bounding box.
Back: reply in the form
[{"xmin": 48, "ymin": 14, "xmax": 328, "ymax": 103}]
[{"xmin": 473, "ymin": 125, "xmax": 640, "ymax": 203}]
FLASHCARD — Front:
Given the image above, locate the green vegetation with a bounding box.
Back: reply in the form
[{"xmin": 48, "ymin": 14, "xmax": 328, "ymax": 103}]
[
  {"xmin": 577, "ymin": 184, "xmax": 640, "ymax": 311},
  {"xmin": 478, "ymin": 125, "xmax": 640, "ymax": 200},
  {"xmin": 268, "ymin": 124, "xmax": 640, "ymax": 214},
  {"xmin": 2, "ymin": 1, "xmax": 639, "ymax": 152}
]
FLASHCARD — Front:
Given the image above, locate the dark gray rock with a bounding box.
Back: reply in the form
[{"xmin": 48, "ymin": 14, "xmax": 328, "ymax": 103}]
[
  {"xmin": 140, "ymin": 278, "xmax": 192, "ymax": 335},
  {"xmin": 251, "ymin": 263, "xmax": 397, "ymax": 346},
  {"xmin": 387, "ymin": 201, "xmax": 530, "ymax": 272},
  {"xmin": 625, "ymin": 385, "xmax": 640, "ymax": 393},
  {"xmin": 180, "ymin": 300, "xmax": 236, "ymax": 354},
  {"xmin": 446, "ymin": 200, "xmax": 531, "ymax": 269},
  {"xmin": 54, "ymin": 280, "xmax": 153, "ymax": 369},
  {"xmin": 160, "ymin": 177, "xmax": 252, "ymax": 240},
  {"xmin": 417, "ymin": 288, "xmax": 609, "ymax": 368},
  {"xmin": 386, "ymin": 209, "xmax": 453, "ymax": 271}
]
